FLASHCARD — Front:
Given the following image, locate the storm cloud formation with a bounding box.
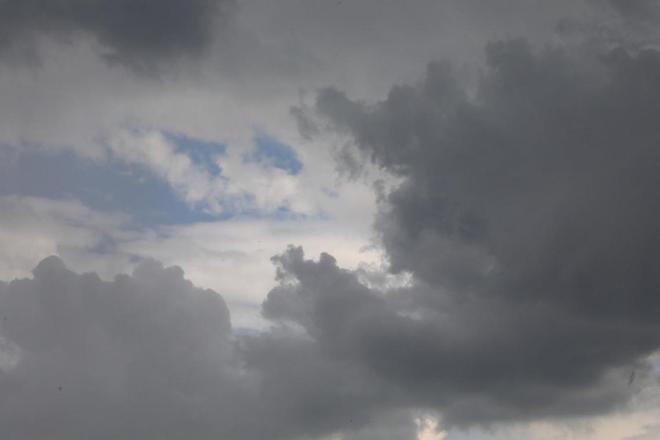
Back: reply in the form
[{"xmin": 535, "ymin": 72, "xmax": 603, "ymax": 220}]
[
  {"xmin": 303, "ymin": 40, "xmax": 660, "ymax": 424},
  {"xmin": 0, "ymin": 0, "xmax": 232, "ymax": 71}
]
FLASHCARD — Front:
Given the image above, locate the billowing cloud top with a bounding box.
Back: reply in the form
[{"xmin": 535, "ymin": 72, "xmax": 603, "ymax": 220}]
[
  {"xmin": 0, "ymin": 255, "xmax": 423, "ymax": 439},
  {"xmin": 0, "ymin": 257, "xmax": 242, "ymax": 439}
]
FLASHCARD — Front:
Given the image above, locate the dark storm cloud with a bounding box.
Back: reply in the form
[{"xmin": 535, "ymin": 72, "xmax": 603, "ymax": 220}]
[
  {"xmin": 316, "ymin": 40, "xmax": 660, "ymax": 319},
  {"xmin": 607, "ymin": 0, "xmax": 660, "ymax": 20},
  {"xmin": 294, "ymin": 39, "xmax": 660, "ymax": 425},
  {"xmin": 0, "ymin": 0, "xmax": 233, "ymax": 71},
  {"xmin": 262, "ymin": 247, "xmax": 655, "ymax": 427}
]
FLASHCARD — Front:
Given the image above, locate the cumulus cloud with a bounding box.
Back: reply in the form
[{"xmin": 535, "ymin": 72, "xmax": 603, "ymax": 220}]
[
  {"xmin": 296, "ymin": 38, "xmax": 660, "ymax": 426},
  {"xmin": 0, "ymin": 250, "xmax": 657, "ymax": 439},
  {"xmin": 0, "ymin": 0, "xmax": 234, "ymax": 72},
  {"xmin": 0, "ymin": 256, "xmax": 246, "ymax": 439},
  {"xmin": 261, "ymin": 247, "xmax": 654, "ymax": 427},
  {"xmin": 0, "ymin": 256, "xmax": 427, "ymax": 439}
]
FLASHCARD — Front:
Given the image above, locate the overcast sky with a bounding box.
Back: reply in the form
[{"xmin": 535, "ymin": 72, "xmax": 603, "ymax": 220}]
[{"xmin": 2, "ymin": 1, "xmax": 660, "ymax": 439}]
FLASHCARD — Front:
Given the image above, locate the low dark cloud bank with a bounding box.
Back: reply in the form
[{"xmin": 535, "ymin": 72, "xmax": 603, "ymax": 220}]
[{"xmin": 0, "ymin": 0, "xmax": 233, "ymax": 71}]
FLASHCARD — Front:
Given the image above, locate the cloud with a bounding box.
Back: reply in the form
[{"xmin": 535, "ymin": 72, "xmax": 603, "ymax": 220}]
[
  {"xmin": 0, "ymin": 195, "xmax": 130, "ymax": 281},
  {"xmin": 262, "ymin": 247, "xmax": 653, "ymax": 427},
  {"xmin": 0, "ymin": 189, "xmax": 381, "ymax": 330},
  {"xmin": 0, "ymin": 255, "xmax": 428, "ymax": 439},
  {"xmin": 116, "ymin": 217, "xmax": 382, "ymax": 328},
  {"xmin": 606, "ymin": 0, "xmax": 660, "ymax": 20},
  {"xmin": 0, "ymin": 256, "xmax": 247, "ymax": 439},
  {"xmin": 105, "ymin": 130, "xmax": 225, "ymax": 211},
  {"xmin": 0, "ymin": 0, "xmax": 234, "ymax": 73},
  {"xmin": 298, "ymin": 39, "xmax": 660, "ymax": 426},
  {"xmin": 104, "ymin": 129, "xmax": 313, "ymax": 216},
  {"xmin": 4, "ymin": 1, "xmax": 660, "ymax": 438},
  {"xmin": 0, "ymin": 240, "xmax": 657, "ymax": 438}
]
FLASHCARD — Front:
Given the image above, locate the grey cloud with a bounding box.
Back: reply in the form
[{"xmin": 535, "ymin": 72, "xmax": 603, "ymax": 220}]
[
  {"xmin": 0, "ymin": 0, "xmax": 233, "ymax": 72},
  {"xmin": 0, "ymin": 256, "xmax": 252, "ymax": 439},
  {"xmin": 296, "ymin": 39, "xmax": 660, "ymax": 425},
  {"xmin": 239, "ymin": 330, "xmax": 407, "ymax": 440},
  {"xmin": 316, "ymin": 40, "xmax": 660, "ymax": 319},
  {"xmin": 0, "ymin": 255, "xmax": 422, "ymax": 439},
  {"xmin": 607, "ymin": 0, "xmax": 660, "ymax": 20},
  {"xmin": 262, "ymin": 247, "xmax": 656, "ymax": 427}
]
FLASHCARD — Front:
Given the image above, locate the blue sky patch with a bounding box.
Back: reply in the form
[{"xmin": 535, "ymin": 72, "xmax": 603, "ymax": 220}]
[
  {"xmin": 249, "ymin": 132, "xmax": 303, "ymax": 175},
  {"xmin": 0, "ymin": 142, "xmax": 311, "ymax": 228},
  {"xmin": 165, "ymin": 132, "xmax": 225, "ymax": 177},
  {"xmin": 0, "ymin": 147, "xmax": 221, "ymax": 226}
]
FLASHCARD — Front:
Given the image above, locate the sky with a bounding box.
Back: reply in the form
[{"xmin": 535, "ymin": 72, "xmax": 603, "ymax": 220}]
[{"xmin": 2, "ymin": 0, "xmax": 660, "ymax": 439}]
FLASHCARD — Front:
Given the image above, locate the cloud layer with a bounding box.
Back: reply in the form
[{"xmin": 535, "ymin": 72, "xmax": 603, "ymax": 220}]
[{"xmin": 0, "ymin": 0, "xmax": 234, "ymax": 72}]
